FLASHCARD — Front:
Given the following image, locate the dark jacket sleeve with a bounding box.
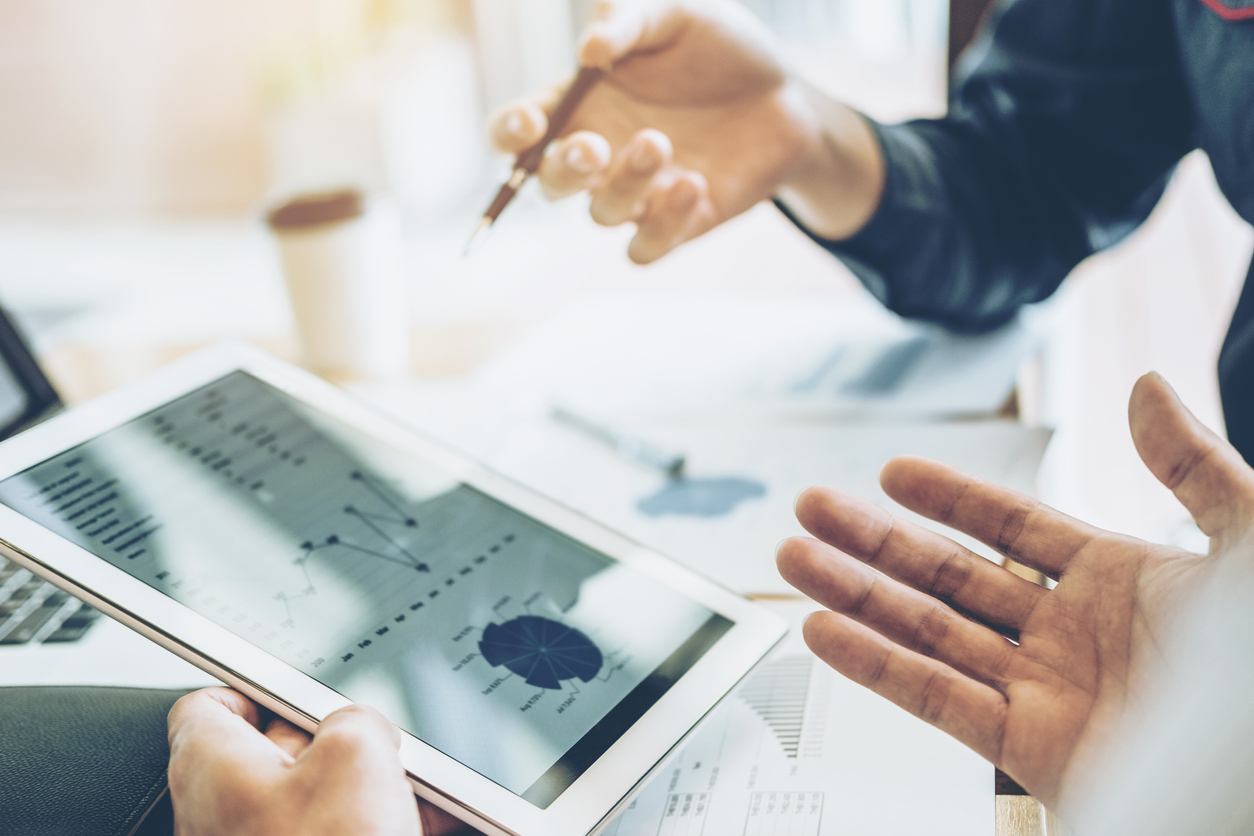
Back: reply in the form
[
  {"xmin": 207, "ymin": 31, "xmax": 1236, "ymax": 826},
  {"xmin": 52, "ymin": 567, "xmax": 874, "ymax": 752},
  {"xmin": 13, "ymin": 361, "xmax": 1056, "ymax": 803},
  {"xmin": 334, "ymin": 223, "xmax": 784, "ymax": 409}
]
[{"xmin": 783, "ymin": 0, "xmax": 1196, "ymax": 333}]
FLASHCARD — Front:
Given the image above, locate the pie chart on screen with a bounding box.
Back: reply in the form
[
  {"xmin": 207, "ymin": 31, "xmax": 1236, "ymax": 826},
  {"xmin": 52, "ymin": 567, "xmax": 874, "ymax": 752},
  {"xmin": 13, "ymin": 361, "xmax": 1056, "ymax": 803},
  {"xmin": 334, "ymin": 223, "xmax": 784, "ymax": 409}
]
[{"xmin": 479, "ymin": 615, "xmax": 603, "ymax": 689}]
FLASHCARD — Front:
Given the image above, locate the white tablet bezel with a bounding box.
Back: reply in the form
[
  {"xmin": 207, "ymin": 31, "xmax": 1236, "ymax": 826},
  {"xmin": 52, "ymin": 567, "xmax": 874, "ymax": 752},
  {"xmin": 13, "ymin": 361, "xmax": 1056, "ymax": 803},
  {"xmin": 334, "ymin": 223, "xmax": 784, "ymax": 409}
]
[{"xmin": 0, "ymin": 343, "xmax": 786, "ymax": 836}]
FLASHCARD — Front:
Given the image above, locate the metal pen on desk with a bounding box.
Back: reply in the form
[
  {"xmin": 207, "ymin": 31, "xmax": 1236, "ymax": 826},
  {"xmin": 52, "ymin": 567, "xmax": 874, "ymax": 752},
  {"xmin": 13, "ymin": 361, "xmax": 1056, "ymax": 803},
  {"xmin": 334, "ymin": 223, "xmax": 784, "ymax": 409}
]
[
  {"xmin": 552, "ymin": 405, "xmax": 687, "ymax": 479},
  {"xmin": 465, "ymin": 66, "xmax": 605, "ymax": 254}
]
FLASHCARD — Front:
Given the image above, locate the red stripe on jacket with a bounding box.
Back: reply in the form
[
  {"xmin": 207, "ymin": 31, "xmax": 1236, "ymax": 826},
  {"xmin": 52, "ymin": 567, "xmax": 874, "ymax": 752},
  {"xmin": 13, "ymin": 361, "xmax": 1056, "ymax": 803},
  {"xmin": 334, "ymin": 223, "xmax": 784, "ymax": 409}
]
[{"xmin": 1198, "ymin": 0, "xmax": 1254, "ymax": 21}]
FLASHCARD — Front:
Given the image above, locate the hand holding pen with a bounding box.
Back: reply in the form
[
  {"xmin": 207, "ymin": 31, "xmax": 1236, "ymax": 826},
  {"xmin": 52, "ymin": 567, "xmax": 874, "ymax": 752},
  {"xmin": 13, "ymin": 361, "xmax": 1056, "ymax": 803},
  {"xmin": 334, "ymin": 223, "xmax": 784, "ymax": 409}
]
[
  {"xmin": 467, "ymin": 65, "xmax": 606, "ymax": 252},
  {"xmin": 478, "ymin": 1, "xmax": 855, "ymax": 264}
]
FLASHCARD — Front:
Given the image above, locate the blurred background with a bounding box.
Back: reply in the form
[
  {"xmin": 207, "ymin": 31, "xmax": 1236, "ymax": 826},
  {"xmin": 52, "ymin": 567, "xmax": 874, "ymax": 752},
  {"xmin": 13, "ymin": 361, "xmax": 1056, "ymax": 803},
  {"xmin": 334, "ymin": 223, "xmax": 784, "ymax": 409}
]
[
  {"xmin": 0, "ymin": 0, "xmax": 1249, "ymax": 550},
  {"xmin": 0, "ymin": 0, "xmax": 944, "ymax": 221},
  {"xmin": 0, "ymin": 0, "xmax": 948, "ymax": 383}
]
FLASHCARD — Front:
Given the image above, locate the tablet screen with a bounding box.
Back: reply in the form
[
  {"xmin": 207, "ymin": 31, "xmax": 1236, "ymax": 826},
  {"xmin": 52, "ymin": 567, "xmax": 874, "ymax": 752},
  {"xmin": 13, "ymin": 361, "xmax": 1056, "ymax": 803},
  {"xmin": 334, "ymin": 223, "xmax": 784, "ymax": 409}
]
[{"xmin": 0, "ymin": 372, "xmax": 731, "ymax": 807}]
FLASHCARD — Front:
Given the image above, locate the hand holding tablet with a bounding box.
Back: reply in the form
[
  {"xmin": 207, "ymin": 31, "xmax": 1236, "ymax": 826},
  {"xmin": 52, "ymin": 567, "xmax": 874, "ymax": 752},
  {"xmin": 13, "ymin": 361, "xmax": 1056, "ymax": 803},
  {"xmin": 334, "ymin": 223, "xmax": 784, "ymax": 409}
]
[
  {"xmin": 167, "ymin": 687, "xmax": 450, "ymax": 836},
  {"xmin": 0, "ymin": 344, "xmax": 783, "ymax": 836}
]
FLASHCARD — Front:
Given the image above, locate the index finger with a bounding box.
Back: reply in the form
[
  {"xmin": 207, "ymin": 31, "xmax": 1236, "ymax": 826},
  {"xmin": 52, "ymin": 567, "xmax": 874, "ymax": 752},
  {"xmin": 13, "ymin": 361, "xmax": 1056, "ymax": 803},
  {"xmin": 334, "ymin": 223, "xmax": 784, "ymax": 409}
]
[
  {"xmin": 488, "ymin": 84, "xmax": 564, "ymax": 155},
  {"xmin": 168, "ymin": 686, "xmax": 265, "ymax": 743},
  {"xmin": 879, "ymin": 457, "xmax": 1103, "ymax": 580},
  {"xmin": 792, "ymin": 485, "xmax": 1046, "ymax": 635},
  {"xmin": 167, "ymin": 688, "xmax": 293, "ymax": 794},
  {"xmin": 297, "ymin": 704, "xmax": 404, "ymax": 787}
]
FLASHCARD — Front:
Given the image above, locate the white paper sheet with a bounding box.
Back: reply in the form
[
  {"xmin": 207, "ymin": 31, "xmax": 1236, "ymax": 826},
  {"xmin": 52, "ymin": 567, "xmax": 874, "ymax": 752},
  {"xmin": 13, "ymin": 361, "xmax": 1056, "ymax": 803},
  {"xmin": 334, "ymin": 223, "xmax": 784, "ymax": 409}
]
[
  {"xmin": 357, "ymin": 377, "xmax": 1052, "ymax": 595},
  {"xmin": 470, "ymin": 294, "xmax": 1042, "ymax": 422},
  {"xmin": 465, "ymin": 415, "xmax": 1052, "ymax": 595},
  {"xmin": 601, "ymin": 599, "xmax": 993, "ymax": 836}
]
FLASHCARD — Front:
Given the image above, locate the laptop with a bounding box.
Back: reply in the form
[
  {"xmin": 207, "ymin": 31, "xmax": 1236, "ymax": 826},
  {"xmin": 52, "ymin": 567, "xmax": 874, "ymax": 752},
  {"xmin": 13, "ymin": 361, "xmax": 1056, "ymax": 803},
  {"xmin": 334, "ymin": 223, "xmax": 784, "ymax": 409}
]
[{"xmin": 0, "ymin": 305, "xmax": 210, "ymax": 687}]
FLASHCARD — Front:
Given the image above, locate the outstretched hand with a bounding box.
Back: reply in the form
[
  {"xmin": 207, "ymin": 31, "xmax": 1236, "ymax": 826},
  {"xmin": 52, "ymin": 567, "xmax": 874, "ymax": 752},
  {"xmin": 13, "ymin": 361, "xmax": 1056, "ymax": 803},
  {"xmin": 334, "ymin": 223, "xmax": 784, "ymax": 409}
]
[
  {"xmin": 167, "ymin": 688, "xmax": 467, "ymax": 836},
  {"xmin": 777, "ymin": 372, "xmax": 1254, "ymax": 808},
  {"xmin": 488, "ymin": 0, "xmax": 882, "ymax": 263}
]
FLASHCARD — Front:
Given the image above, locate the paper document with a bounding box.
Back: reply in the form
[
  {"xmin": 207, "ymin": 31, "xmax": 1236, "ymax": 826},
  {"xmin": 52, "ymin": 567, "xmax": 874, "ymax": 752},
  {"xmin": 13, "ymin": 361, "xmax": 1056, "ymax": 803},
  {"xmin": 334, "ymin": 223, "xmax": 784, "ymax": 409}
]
[
  {"xmin": 357, "ymin": 381, "xmax": 1051, "ymax": 595},
  {"xmin": 484, "ymin": 417, "xmax": 1053, "ymax": 595},
  {"xmin": 603, "ymin": 599, "xmax": 992, "ymax": 836},
  {"xmin": 471, "ymin": 294, "xmax": 1042, "ymax": 421}
]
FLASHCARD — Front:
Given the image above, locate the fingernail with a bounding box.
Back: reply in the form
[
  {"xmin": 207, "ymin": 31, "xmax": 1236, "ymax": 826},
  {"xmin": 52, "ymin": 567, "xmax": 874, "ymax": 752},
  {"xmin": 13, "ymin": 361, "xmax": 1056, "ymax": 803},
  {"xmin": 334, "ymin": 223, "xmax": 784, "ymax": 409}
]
[
  {"xmin": 504, "ymin": 112, "xmax": 523, "ymax": 136},
  {"xmin": 629, "ymin": 140, "xmax": 659, "ymax": 174},
  {"xmin": 565, "ymin": 145, "xmax": 595, "ymax": 173}
]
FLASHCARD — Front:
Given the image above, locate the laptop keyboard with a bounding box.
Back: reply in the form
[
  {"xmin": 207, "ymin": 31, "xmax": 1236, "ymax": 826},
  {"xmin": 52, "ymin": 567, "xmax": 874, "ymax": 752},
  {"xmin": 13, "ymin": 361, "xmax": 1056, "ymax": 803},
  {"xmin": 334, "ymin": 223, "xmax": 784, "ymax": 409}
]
[{"xmin": 0, "ymin": 556, "xmax": 100, "ymax": 644}]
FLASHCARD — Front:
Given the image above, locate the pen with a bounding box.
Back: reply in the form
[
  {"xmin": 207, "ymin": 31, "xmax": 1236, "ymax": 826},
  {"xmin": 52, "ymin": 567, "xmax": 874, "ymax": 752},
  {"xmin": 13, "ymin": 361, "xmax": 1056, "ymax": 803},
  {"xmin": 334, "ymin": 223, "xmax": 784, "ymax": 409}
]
[
  {"xmin": 551, "ymin": 405, "xmax": 687, "ymax": 479},
  {"xmin": 465, "ymin": 66, "xmax": 606, "ymax": 254}
]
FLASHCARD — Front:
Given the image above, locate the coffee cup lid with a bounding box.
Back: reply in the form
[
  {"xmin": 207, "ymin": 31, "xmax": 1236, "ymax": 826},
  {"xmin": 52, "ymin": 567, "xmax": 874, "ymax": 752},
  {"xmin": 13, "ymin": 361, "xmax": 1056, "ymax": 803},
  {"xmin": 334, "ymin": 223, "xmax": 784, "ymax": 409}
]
[{"xmin": 267, "ymin": 189, "xmax": 364, "ymax": 229}]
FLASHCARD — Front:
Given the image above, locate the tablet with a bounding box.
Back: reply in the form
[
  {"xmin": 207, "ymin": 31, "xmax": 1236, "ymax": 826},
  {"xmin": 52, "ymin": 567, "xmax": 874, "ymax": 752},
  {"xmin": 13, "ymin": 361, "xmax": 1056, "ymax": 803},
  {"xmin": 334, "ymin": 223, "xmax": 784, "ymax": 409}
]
[{"xmin": 0, "ymin": 344, "xmax": 785, "ymax": 836}]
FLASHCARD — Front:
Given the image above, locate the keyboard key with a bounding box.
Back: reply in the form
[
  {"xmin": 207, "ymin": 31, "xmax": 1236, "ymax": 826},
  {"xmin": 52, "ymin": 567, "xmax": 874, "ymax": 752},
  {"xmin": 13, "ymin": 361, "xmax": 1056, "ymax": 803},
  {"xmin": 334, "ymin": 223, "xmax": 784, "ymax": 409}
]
[
  {"xmin": 40, "ymin": 590, "xmax": 69, "ymax": 607},
  {"xmin": 0, "ymin": 561, "xmax": 99, "ymax": 645},
  {"xmin": 8, "ymin": 579, "xmax": 44, "ymax": 602},
  {"xmin": 41, "ymin": 604, "xmax": 99, "ymax": 643},
  {"xmin": 42, "ymin": 625, "xmax": 91, "ymax": 643},
  {"xmin": 0, "ymin": 560, "xmax": 20, "ymax": 584},
  {"xmin": 0, "ymin": 599, "xmax": 64, "ymax": 644}
]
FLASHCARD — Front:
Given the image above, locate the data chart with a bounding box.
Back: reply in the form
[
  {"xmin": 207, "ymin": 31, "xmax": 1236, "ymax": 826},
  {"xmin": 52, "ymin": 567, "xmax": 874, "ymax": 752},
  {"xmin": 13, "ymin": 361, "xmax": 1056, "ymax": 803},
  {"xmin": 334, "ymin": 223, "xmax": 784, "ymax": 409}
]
[
  {"xmin": 479, "ymin": 615, "xmax": 603, "ymax": 689},
  {"xmin": 0, "ymin": 370, "xmax": 722, "ymax": 800}
]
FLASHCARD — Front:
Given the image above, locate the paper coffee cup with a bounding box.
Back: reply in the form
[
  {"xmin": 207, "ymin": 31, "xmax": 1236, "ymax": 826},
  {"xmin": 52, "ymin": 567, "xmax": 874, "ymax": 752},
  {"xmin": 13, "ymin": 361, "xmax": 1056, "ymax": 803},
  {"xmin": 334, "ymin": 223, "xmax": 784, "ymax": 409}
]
[{"xmin": 268, "ymin": 189, "xmax": 410, "ymax": 380}]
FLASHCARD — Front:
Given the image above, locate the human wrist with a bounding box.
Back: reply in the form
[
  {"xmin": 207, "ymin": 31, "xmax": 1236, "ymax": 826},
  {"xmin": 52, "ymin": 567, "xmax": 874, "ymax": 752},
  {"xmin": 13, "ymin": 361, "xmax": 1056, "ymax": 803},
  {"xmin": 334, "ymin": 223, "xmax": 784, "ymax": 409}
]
[{"xmin": 775, "ymin": 81, "xmax": 885, "ymax": 241}]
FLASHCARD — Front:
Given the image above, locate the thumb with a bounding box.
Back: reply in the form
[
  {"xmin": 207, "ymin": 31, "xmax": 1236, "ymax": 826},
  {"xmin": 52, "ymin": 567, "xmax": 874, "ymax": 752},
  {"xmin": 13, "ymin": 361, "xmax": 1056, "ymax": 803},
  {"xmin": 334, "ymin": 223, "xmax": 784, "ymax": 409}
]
[
  {"xmin": 296, "ymin": 704, "xmax": 410, "ymax": 795},
  {"xmin": 578, "ymin": 1, "xmax": 686, "ymax": 68},
  {"xmin": 295, "ymin": 704, "xmax": 423, "ymax": 832},
  {"xmin": 1129, "ymin": 372, "xmax": 1254, "ymax": 539}
]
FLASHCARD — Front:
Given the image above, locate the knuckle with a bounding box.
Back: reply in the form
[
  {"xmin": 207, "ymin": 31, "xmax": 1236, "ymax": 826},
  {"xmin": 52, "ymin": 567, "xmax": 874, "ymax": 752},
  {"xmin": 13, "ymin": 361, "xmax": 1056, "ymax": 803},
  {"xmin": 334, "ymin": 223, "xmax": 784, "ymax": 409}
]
[
  {"xmin": 928, "ymin": 549, "xmax": 974, "ymax": 603},
  {"xmin": 166, "ymin": 693, "xmax": 197, "ymax": 729},
  {"xmin": 937, "ymin": 478, "xmax": 973, "ymax": 524},
  {"xmin": 847, "ymin": 570, "xmax": 877, "ymax": 616},
  {"xmin": 168, "ymin": 686, "xmax": 219, "ymax": 721},
  {"xmin": 910, "ymin": 606, "xmax": 951, "ymax": 657},
  {"xmin": 866, "ymin": 644, "xmax": 893, "ymax": 688},
  {"xmin": 996, "ymin": 500, "xmax": 1036, "ymax": 556},
  {"xmin": 865, "ymin": 516, "xmax": 894, "ymax": 564},
  {"xmin": 917, "ymin": 671, "xmax": 952, "ymax": 724},
  {"xmin": 1165, "ymin": 440, "xmax": 1216, "ymax": 491}
]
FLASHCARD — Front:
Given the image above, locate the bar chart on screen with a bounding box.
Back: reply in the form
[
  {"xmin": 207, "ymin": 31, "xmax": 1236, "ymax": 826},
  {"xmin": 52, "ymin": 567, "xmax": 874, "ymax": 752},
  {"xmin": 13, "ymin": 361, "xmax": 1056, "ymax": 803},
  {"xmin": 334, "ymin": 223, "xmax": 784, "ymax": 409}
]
[{"xmin": 599, "ymin": 601, "xmax": 990, "ymax": 836}]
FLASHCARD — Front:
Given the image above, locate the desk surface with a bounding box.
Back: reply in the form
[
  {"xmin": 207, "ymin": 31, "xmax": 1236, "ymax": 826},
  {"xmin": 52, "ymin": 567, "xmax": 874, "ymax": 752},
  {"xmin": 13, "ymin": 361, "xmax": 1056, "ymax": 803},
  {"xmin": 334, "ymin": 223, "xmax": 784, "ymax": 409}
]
[{"xmin": 4, "ymin": 153, "xmax": 1249, "ymax": 836}]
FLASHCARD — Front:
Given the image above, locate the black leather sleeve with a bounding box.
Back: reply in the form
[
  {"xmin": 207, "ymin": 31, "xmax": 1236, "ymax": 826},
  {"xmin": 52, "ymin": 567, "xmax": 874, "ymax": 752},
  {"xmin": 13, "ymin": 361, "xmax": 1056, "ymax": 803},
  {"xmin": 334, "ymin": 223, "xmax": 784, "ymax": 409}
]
[
  {"xmin": 0, "ymin": 686, "xmax": 192, "ymax": 836},
  {"xmin": 783, "ymin": 0, "xmax": 1195, "ymax": 333}
]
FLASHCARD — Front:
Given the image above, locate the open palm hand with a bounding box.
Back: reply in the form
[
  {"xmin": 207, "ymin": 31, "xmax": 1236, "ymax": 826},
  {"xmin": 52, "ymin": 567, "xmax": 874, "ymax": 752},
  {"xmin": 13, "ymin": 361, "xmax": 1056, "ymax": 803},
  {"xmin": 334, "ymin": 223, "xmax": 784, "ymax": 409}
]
[{"xmin": 777, "ymin": 372, "xmax": 1254, "ymax": 808}]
